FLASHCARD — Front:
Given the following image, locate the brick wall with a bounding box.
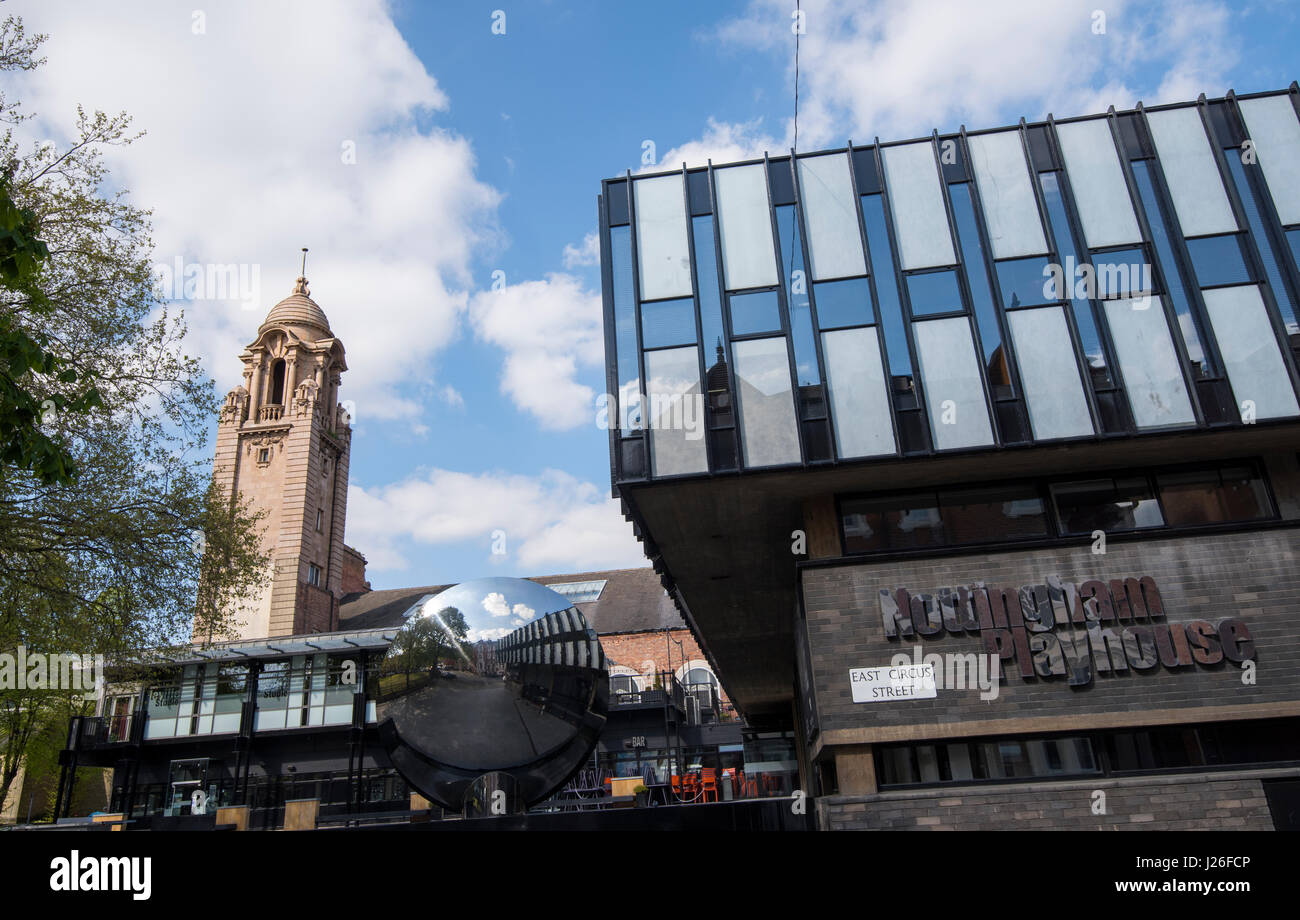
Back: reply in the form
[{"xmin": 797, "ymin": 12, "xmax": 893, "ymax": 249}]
[
  {"xmin": 294, "ymin": 582, "xmax": 338, "ymax": 634},
  {"xmin": 801, "ymin": 527, "xmax": 1300, "ymax": 746},
  {"xmin": 817, "ymin": 769, "xmax": 1287, "ymax": 830},
  {"xmin": 600, "ymin": 628, "xmax": 731, "ymax": 705},
  {"xmin": 341, "ymin": 544, "xmax": 370, "ymax": 596}
]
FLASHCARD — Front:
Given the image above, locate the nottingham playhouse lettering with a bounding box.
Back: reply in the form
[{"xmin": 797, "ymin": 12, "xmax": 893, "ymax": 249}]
[{"xmin": 879, "ymin": 575, "xmax": 1255, "ymax": 687}]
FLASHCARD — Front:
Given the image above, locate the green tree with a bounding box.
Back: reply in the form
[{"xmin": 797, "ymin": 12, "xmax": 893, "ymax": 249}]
[{"xmin": 0, "ymin": 15, "xmax": 269, "ymax": 814}]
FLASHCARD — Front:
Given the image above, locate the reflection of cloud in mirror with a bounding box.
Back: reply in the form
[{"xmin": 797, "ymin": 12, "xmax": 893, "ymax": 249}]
[
  {"xmin": 467, "ymin": 626, "xmax": 512, "ymax": 642},
  {"xmin": 482, "ymin": 591, "xmax": 535, "ymax": 622}
]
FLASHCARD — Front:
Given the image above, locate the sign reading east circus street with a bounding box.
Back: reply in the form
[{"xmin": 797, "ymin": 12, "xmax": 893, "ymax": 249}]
[{"xmin": 849, "ymin": 663, "xmax": 938, "ymax": 702}]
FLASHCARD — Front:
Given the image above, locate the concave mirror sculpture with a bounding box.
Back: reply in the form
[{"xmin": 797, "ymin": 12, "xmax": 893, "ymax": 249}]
[{"xmin": 373, "ymin": 577, "xmax": 608, "ymax": 812}]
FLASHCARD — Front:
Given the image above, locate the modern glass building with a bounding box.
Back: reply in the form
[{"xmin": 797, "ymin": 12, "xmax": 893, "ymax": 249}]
[{"xmin": 599, "ymin": 86, "xmax": 1300, "ymax": 829}]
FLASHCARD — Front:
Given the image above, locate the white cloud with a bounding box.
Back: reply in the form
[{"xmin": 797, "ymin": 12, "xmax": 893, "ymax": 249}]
[
  {"xmin": 10, "ymin": 0, "xmax": 502, "ymax": 425},
  {"xmin": 439, "ymin": 385, "xmax": 465, "ymax": 410},
  {"xmin": 650, "ymin": 117, "xmax": 780, "ymax": 171},
  {"xmin": 469, "ymin": 273, "xmax": 604, "ymax": 430},
  {"xmin": 562, "ymin": 232, "xmax": 600, "ymax": 268},
  {"xmin": 702, "ymin": 0, "xmax": 1239, "ymax": 153},
  {"xmin": 346, "ymin": 467, "xmax": 648, "ymax": 575}
]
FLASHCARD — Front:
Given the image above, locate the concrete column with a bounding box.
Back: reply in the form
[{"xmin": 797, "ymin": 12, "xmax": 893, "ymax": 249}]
[
  {"xmin": 834, "ymin": 744, "xmax": 878, "ymax": 795},
  {"xmin": 249, "ymin": 357, "xmax": 264, "ymax": 418}
]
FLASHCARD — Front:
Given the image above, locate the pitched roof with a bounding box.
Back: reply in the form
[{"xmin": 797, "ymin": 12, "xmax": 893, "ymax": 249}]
[{"xmin": 337, "ymin": 567, "xmax": 682, "ymax": 635}]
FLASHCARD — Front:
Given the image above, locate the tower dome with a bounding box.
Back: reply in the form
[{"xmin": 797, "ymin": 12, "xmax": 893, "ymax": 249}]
[{"xmin": 259, "ymin": 275, "xmax": 332, "ymax": 339}]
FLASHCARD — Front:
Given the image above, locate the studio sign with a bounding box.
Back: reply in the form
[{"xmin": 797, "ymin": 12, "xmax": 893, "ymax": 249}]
[{"xmin": 879, "ymin": 575, "xmax": 1254, "ymax": 688}]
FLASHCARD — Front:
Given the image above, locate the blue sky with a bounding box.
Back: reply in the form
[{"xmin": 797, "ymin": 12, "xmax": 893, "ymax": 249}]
[{"xmin": 9, "ymin": 0, "xmax": 1299, "ymax": 590}]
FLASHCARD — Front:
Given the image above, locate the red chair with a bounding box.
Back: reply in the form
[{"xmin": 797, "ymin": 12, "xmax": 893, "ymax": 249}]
[{"xmin": 701, "ymin": 768, "xmax": 718, "ymax": 803}]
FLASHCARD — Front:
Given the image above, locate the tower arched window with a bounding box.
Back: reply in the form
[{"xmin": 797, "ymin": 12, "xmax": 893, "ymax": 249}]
[{"xmin": 270, "ymin": 358, "xmax": 287, "ymax": 406}]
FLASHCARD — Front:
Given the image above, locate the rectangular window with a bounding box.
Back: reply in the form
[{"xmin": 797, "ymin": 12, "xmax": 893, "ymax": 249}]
[
  {"xmin": 1054, "ymin": 118, "xmax": 1142, "ymax": 248},
  {"xmin": 1090, "ymin": 247, "xmax": 1152, "ymax": 299},
  {"xmin": 691, "ymin": 216, "xmax": 726, "ymax": 358},
  {"xmin": 813, "ymin": 277, "xmax": 873, "ymax": 329},
  {"xmin": 1185, "ymin": 234, "xmax": 1252, "ymax": 287},
  {"xmin": 257, "ymin": 448, "xmax": 270, "ymax": 463},
  {"xmin": 912, "ymin": 317, "xmax": 994, "ymax": 450},
  {"xmin": 881, "ymin": 142, "xmax": 957, "ymax": 270},
  {"xmin": 1039, "ymin": 172, "xmax": 1110, "ymax": 382},
  {"xmin": 610, "ymin": 225, "xmax": 642, "ymax": 431},
  {"xmin": 1156, "ymin": 465, "xmax": 1273, "ymax": 527},
  {"xmin": 1144, "ymin": 106, "xmax": 1238, "ymax": 236},
  {"xmin": 714, "ymin": 165, "xmax": 779, "ymax": 290},
  {"xmin": 1223, "ymin": 153, "xmax": 1299, "ymax": 338},
  {"xmin": 997, "ymin": 256, "xmax": 1058, "ymax": 307},
  {"xmin": 821, "ymin": 327, "xmax": 895, "ymax": 459},
  {"xmin": 1007, "ymin": 306, "xmax": 1094, "ymax": 439},
  {"xmin": 1237, "ymin": 95, "xmax": 1300, "ymax": 226},
  {"xmin": 1103, "ymin": 295, "xmax": 1196, "ymax": 428},
  {"xmin": 906, "ymin": 269, "xmax": 964, "ymax": 316},
  {"xmin": 1050, "ymin": 476, "xmax": 1164, "ymax": 534},
  {"xmin": 307, "ymin": 564, "xmax": 322, "ymax": 587},
  {"xmin": 797, "ymin": 152, "xmax": 868, "ymax": 280},
  {"xmin": 729, "ymin": 289, "xmax": 781, "ymax": 336},
  {"xmin": 949, "ymin": 183, "xmax": 1011, "ymax": 394},
  {"xmin": 732, "ymin": 337, "xmax": 801, "ymax": 467},
  {"xmin": 967, "ymin": 130, "xmax": 1048, "ymax": 259},
  {"xmin": 841, "ymin": 492, "xmax": 941, "ymax": 552},
  {"xmin": 315, "ymin": 508, "xmax": 323, "ymax": 532},
  {"xmin": 633, "ymin": 174, "xmax": 692, "ymax": 301},
  {"xmin": 644, "ymin": 346, "xmax": 708, "ymax": 477},
  {"xmin": 640, "ymin": 297, "xmax": 697, "ymax": 349},
  {"xmin": 860, "ymin": 195, "xmax": 913, "ymax": 379},
  {"xmin": 841, "ymin": 485, "xmax": 1047, "ymax": 553},
  {"xmin": 1202, "ymin": 285, "xmax": 1300, "ymax": 420}
]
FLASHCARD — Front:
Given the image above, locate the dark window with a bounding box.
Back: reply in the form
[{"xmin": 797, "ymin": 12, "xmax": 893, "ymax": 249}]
[
  {"xmin": 1050, "ymin": 476, "xmax": 1164, "ymax": 534},
  {"xmin": 606, "ymin": 180, "xmax": 629, "ymax": 226},
  {"xmin": 257, "ymin": 448, "xmax": 270, "ymax": 463},
  {"xmin": 316, "ymin": 508, "xmax": 324, "ymax": 532},
  {"xmin": 1156, "ymin": 465, "xmax": 1272, "ymax": 526},
  {"xmin": 841, "ymin": 484, "xmax": 1047, "ymax": 552},
  {"xmin": 640, "ymin": 297, "xmax": 697, "ymax": 348},
  {"xmin": 996, "ymin": 256, "xmax": 1057, "ymax": 307},
  {"xmin": 270, "ymin": 359, "xmax": 287, "ymax": 405},
  {"xmin": 878, "ymin": 736, "xmax": 1099, "ymax": 786},
  {"xmin": 852, "ymin": 148, "xmax": 880, "ymax": 194},
  {"xmin": 906, "ymin": 269, "xmax": 963, "ymax": 316},
  {"xmin": 813, "ymin": 277, "xmax": 873, "ymax": 329},
  {"xmin": 687, "ymin": 170, "xmax": 711, "ymax": 216},
  {"xmin": 1090, "ymin": 247, "xmax": 1151, "ymax": 298},
  {"xmin": 729, "ymin": 290, "xmax": 781, "ymax": 336},
  {"xmin": 308, "ymin": 564, "xmax": 321, "ymax": 587},
  {"xmin": 842, "ymin": 492, "xmax": 941, "ymax": 553},
  {"xmin": 1185, "ymin": 233, "xmax": 1252, "ymax": 287},
  {"xmin": 767, "ymin": 158, "xmax": 795, "ymax": 206},
  {"xmin": 1105, "ymin": 718, "xmax": 1300, "ymax": 772},
  {"xmin": 939, "ymin": 485, "xmax": 1049, "ymax": 544}
]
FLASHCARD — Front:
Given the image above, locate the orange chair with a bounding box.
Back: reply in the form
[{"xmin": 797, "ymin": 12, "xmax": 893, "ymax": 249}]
[{"xmin": 700, "ymin": 768, "xmax": 718, "ymax": 803}]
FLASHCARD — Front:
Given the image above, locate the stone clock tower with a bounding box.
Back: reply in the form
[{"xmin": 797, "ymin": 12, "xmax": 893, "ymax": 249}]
[{"xmin": 211, "ymin": 272, "xmax": 351, "ymax": 640}]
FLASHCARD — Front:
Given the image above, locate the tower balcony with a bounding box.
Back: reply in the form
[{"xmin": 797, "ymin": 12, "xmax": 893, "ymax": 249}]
[{"xmin": 258, "ymin": 404, "xmax": 284, "ymax": 422}]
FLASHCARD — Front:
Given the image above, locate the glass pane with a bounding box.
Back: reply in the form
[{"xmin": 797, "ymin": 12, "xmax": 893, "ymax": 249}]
[
  {"xmin": 1224, "ymin": 153, "xmax": 1299, "ymax": 337},
  {"xmin": 881, "ymin": 142, "xmax": 957, "ymax": 270},
  {"xmin": 1051, "ymin": 477, "xmax": 1165, "ymax": 534},
  {"xmin": 906, "ymin": 270, "xmax": 963, "ymax": 316},
  {"xmin": 687, "ymin": 170, "xmax": 711, "ymax": 215},
  {"xmin": 822, "ymin": 327, "xmax": 895, "ymax": 458},
  {"xmin": 1039, "ymin": 172, "xmax": 1110, "ymax": 384},
  {"xmin": 1131, "ymin": 161, "xmax": 1210, "ymax": 375},
  {"xmin": 861, "ymin": 195, "xmax": 913, "ymax": 378},
  {"xmin": 1055, "ymin": 118, "xmax": 1142, "ymax": 248},
  {"xmin": 797, "ymin": 152, "xmax": 868, "ymax": 280},
  {"xmin": 730, "ymin": 289, "xmax": 781, "ymax": 336},
  {"xmin": 813, "ymin": 278, "xmax": 873, "ymax": 329},
  {"xmin": 1145, "ymin": 106, "xmax": 1238, "ymax": 236},
  {"xmin": 1103, "ymin": 295, "xmax": 1196, "ymax": 428},
  {"xmin": 968, "ymin": 130, "xmax": 1048, "ymax": 258},
  {"xmin": 842, "ymin": 493, "xmax": 942, "ymax": 552},
  {"xmin": 1202, "ymin": 285, "xmax": 1300, "ymax": 420},
  {"xmin": 1238, "ymin": 95, "xmax": 1300, "ymax": 226},
  {"xmin": 733, "ymin": 337, "xmax": 801, "ymax": 467},
  {"xmin": 692, "ymin": 216, "xmax": 726, "ymax": 358},
  {"xmin": 1185, "ymin": 234, "xmax": 1251, "ymax": 287},
  {"xmin": 1008, "ymin": 306, "xmax": 1094, "ymax": 439},
  {"xmin": 714, "ymin": 164, "xmax": 779, "ymax": 290},
  {"xmin": 633, "ymin": 175, "xmax": 692, "ymax": 301},
  {"xmin": 640, "ymin": 297, "xmax": 696, "ymax": 349},
  {"xmin": 611, "ymin": 226, "xmax": 642, "ymax": 430},
  {"xmin": 939, "ymin": 485, "xmax": 1049, "ymax": 544},
  {"xmin": 1157, "ymin": 466, "xmax": 1272, "ymax": 526},
  {"xmin": 950, "ymin": 183, "xmax": 1010, "ymax": 391},
  {"xmin": 1091, "ymin": 248, "xmax": 1152, "ymax": 299},
  {"xmin": 776, "ymin": 205, "xmax": 821, "ymax": 388},
  {"xmin": 644, "ymin": 347, "xmax": 708, "ymax": 476},
  {"xmin": 997, "ymin": 256, "xmax": 1058, "ymax": 307},
  {"xmin": 913, "ymin": 316, "xmax": 994, "ymax": 449}
]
